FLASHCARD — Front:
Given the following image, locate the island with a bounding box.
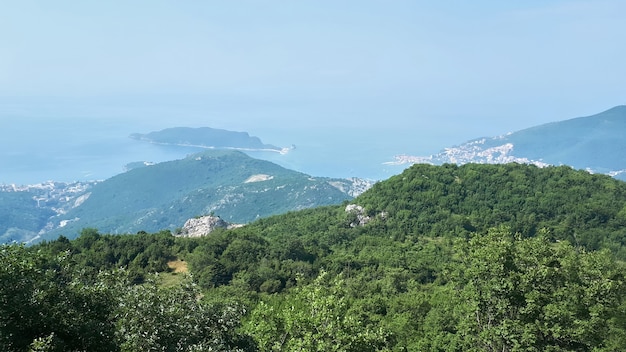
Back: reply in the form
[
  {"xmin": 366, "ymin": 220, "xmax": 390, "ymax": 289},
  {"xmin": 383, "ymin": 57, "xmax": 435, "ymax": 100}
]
[{"xmin": 130, "ymin": 127, "xmax": 290, "ymax": 154}]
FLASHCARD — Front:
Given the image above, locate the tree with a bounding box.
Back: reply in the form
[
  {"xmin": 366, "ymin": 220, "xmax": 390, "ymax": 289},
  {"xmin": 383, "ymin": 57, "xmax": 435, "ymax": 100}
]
[
  {"xmin": 421, "ymin": 228, "xmax": 626, "ymax": 351},
  {"xmin": 114, "ymin": 276, "xmax": 254, "ymax": 352},
  {"xmin": 0, "ymin": 244, "xmax": 119, "ymax": 352},
  {"xmin": 244, "ymin": 271, "xmax": 389, "ymax": 352}
]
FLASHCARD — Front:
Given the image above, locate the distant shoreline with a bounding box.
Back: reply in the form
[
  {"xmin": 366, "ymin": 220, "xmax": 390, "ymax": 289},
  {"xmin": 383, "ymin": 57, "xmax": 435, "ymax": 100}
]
[{"xmin": 142, "ymin": 140, "xmax": 293, "ymax": 155}]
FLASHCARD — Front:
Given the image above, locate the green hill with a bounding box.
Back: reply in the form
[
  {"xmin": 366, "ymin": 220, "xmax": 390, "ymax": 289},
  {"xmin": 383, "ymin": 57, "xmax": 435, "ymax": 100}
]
[
  {"xmin": 39, "ymin": 150, "xmax": 356, "ymax": 241},
  {"xmin": 224, "ymin": 162, "xmax": 626, "ymax": 272},
  {"xmin": 19, "ymin": 161, "xmax": 626, "ymax": 351},
  {"xmin": 0, "ymin": 181, "xmax": 97, "ymax": 243},
  {"xmin": 355, "ymin": 162, "xmax": 626, "ymax": 250},
  {"xmin": 183, "ymin": 162, "xmax": 626, "ymax": 294},
  {"xmin": 0, "ymin": 191, "xmax": 55, "ymax": 243}
]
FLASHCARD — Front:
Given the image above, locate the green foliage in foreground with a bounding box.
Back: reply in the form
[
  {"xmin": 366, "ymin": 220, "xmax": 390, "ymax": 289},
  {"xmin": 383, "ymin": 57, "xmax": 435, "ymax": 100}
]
[
  {"xmin": 418, "ymin": 230, "xmax": 626, "ymax": 351},
  {"xmin": 243, "ymin": 271, "xmax": 390, "ymax": 352},
  {"xmin": 0, "ymin": 244, "xmax": 253, "ymax": 352},
  {"xmin": 5, "ymin": 228, "xmax": 626, "ymax": 351},
  {"xmin": 5, "ymin": 163, "xmax": 626, "ymax": 350}
]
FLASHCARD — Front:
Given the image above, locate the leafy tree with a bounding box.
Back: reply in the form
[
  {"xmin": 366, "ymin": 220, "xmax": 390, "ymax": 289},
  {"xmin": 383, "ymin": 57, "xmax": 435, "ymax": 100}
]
[
  {"xmin": 244, "ymin": 271, "xmax": 390, "ymax": 352},
  {"xmin": 114, "ymin": 277, "xmax": 254, "ymax": 352},
  {"xmin": 2, "ymin": 243, "xmax": 255, "ymax": 352},
  {"xmin": 0, "ymin": 244, "xmax": 119, "ymax": 352},
  {"xmin": 420, "ymin": 228, "xmax": 626, "ymax": 351}
]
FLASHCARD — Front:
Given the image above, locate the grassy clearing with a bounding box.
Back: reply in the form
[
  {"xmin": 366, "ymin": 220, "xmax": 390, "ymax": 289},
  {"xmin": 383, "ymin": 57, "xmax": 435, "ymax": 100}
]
[
  {"xmin": 167, "ymin": 258, "xmax": 188, "ymax": 273},
  {"xmin": 159, "ymin": 258, "xmax": 189, "ymax": 287}
]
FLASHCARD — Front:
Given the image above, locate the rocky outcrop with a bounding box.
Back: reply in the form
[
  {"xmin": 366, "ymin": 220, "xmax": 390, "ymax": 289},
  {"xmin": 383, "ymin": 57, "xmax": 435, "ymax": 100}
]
[
  {"xmin": 244, "ymin": 174, "xmax": 274, "ymax": 183},
  {"xmin": 177, "ymin": 215, "xmax": 230, "ymax": 237},
  {"xmin": 345, "ymin": 204, "xmax": 371, "ymax": 227}
]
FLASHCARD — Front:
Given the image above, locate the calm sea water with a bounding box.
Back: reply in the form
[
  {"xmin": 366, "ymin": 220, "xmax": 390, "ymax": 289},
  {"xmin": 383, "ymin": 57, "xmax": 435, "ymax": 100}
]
[{"xmin": 1, "ymin": 113, "xmax": 411, "ymax": 185}]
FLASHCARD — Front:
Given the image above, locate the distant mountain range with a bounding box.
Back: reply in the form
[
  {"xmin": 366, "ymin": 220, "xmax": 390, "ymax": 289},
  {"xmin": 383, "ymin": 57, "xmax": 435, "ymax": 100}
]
[
  {"xmin": 1, "ymin": 150, "xmax": 372, "ymax": 244},
  {"xmin": 388, "ymin": 105, "xmax": 626, "ymax": 180},
  {"xmin": 130, "ymin": 127, "xmax": 290, "ymax": 153}
]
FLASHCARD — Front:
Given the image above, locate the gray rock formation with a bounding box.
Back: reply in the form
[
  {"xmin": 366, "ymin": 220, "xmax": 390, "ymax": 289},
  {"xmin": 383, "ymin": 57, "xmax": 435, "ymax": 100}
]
[{"xmin": 177, "ymin": 215, "xmax": 230, "ymax": 237}]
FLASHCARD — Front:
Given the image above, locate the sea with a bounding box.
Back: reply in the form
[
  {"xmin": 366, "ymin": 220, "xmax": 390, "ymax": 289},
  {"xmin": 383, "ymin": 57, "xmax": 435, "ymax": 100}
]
[{"xmin": 0, "ymin": 103, "xmax": 432, "ymax": 185}]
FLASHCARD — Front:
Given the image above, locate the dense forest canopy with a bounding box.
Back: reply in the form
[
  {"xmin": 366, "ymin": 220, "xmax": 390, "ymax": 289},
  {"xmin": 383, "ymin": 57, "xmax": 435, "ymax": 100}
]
[
  {"xmin": 3, "ymin": 163, "xmax": 626, "ymax": 351},
  {"xmin": 356, "ymin": 163, "xmax": 626, "ymax": 253}
]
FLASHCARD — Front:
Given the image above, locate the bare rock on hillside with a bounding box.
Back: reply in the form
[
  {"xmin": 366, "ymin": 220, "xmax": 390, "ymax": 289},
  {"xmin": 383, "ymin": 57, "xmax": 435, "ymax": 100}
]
[{"xmin": 177, "ymin": 215, "xmax": 230, "ymax": 237}]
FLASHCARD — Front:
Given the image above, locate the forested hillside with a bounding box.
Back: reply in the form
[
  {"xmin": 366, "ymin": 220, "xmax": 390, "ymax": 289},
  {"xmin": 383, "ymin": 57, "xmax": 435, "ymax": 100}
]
[
  {"xmin": 4, "ymin": 163, "xmax": 626, "ymax": 351},
  {"xmin": 355, "ymin": 163, "xmax": 626, "ymax": 256},
  {"xmin": 38, "ymin": 150, "xmax": 359, "ymax": 242},
  {"xmin": 0, "ymin": 191, "xmax": 56, "ymax": 242}
]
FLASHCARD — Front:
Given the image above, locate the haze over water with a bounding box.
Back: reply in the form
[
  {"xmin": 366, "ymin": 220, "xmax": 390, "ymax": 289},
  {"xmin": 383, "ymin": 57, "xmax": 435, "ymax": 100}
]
[
  {"xmin": 0, "ymin": 100, "xmax": 416, "ymax": 185},
  {"xmin": 2, "ymin": 2, "xmax": 624, "ymax": 184}
]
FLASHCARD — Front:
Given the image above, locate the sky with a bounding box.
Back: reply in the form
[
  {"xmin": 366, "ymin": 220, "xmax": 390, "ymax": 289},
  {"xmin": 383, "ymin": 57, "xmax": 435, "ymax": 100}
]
[{"xmin": 1, "ymin": 0, "xmax": 625, "ymax": 154}]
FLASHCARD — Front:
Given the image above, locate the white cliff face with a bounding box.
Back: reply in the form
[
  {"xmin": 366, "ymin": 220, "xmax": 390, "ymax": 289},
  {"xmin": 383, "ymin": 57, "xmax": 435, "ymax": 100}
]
[
  {"xmin": 244, "ymin": 174, "xmax": 274, "ymax": 183},
  {"xmin": 177, "ymin": 215, "xmax": 230, "ymax": 237},
  {"xmin": 74, "ymin": 192, "xmax": 91, "ymax": 207}
]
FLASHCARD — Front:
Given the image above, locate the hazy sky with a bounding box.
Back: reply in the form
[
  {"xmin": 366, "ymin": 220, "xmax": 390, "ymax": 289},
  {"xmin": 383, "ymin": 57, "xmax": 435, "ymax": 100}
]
[{"xmin": 1, "ymin": 0, "xmax": 625, "ymax": 153}]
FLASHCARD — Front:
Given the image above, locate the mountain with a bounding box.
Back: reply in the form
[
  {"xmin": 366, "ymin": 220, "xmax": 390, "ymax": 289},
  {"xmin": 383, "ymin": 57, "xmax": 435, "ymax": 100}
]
[
  {"xmin": 33, "ymin": 150, "xmax": 371, "ymax": 242},
  {"xmin": 231, "ymin": 163, "xmax": 626, "ymax": 350},
  {"xmin": 0, "ymin": 181, "xmax": 96, "ymax": 243},
  {"xmin": 389, "ymin": 105, "xmax": 626, "ymax": 180},
  {"xmin": 130, "ymin": 126, "xmax": 288, "ymax": 153},
  {"xmin": 244, "ymin": 162, "xmax": 626, "ymax": 258},
  {"xmin": 20, "ymin": 162, "xmax": 626, "ymax": 351}
]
